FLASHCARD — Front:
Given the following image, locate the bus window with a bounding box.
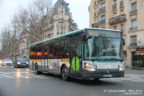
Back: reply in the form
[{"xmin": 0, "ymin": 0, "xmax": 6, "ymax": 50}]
[
  {"xmin": 76, "ymin": 40, "xmax": 82, "ymax": 58},
  {"xmin": 44, "ymin": 52, "xmax": 48, "ymax": 59},
  {"xmin": 37, "ymin": 52, "xmax": 42, "ymax": 59}
]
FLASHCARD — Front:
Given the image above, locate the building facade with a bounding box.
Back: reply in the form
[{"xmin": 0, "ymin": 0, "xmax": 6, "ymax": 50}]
[
  {"xmin": 42, "ymin": 0, "xmax": 78, "ymax": 40},
  {"xmin": 89, "ymin": 0, "xmax": 144, "ymax": 68},
  {"xmin": 19, "ymin": 33, "xmax": 29, "ymax": 60}
]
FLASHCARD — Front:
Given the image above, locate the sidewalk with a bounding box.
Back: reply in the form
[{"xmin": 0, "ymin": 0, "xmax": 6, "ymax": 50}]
[{"xmin": 125, "ymin": 66, "xmax": 144, "ymax": 70}]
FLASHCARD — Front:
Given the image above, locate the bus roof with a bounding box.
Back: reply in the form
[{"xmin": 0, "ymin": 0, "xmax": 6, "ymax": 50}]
[
  {"xmin": 29, "ymin": 28, "xmax": 120, "ymax": 47},
  {"xmin": 29, "ymin": 29, "xmax": 82, "ymax": 47}
]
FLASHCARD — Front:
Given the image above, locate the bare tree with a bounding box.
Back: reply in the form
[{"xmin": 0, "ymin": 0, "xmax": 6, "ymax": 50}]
[
  {"xmin": 1, "ymin": 26, "xmax": 13, "ymax": 58},
  {"xmin": 1, "ymin": 0, "xmax": 53, "ymax": 59},
  {"xmin": 27, "ymin": 0, "xmax": 53, "ymax": 44}
]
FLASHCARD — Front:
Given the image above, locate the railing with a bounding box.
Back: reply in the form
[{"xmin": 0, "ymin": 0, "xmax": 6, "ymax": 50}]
[
  {"xmin": 98, "ymin": 0, "xmax": 103, "ymax": 2},
  {"xmin": 98, "ymin": 7, "xmax": 105, "ymax": 14},
  {"xmin": 92, "ymin": 22, "xmax": 99, "ymax": 28},
  {"xmin": 129, "ymin": 27, "xmax": 137, "ymax": 31},
  {"xmin": 109, "ymin": 14, "xmax": 126, "ymax": 25},
  {"xmin": 99, "ymin": 19, "xmax": 105, "ymax": 25},
  {"xmin": 130, "ymin": 43, "xmax": 137, "ymax": 47},
  {"xmin": 129, "ymin": 10, "xmax": 137, "ymax": 16}
]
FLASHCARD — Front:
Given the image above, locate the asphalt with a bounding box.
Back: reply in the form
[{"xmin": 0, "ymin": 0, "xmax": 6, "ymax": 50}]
[{"xmin": 0, "ymin": 66, "xmax": 144, "ymax": 96}]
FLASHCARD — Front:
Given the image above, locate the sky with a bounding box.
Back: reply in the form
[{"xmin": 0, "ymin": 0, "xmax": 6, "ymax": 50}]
[{"xmin": 0, "ymin": 0, "xmax": 91, "ymax": 31}]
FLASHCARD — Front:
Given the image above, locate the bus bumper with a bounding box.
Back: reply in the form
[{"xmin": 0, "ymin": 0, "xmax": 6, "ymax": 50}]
[{"xmin": 82, "ymin": 69, "xmax": 124, "ymax": 79}]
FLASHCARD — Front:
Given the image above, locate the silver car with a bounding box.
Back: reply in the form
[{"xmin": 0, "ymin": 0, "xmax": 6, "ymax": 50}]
[{"xmin": 14, "ymin": 58, "xmax": 29, "ymax": 68}]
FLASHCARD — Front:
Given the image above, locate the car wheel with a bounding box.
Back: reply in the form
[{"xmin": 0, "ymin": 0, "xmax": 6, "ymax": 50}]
[{"xmin": 61, "ymin": 66, "xmax": 69, "ymax": 81}]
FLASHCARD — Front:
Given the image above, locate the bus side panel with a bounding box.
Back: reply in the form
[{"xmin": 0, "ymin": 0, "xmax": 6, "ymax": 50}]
[{"xmin": 47, "ymin": 59, "xmax": 60, "ymax": 74}]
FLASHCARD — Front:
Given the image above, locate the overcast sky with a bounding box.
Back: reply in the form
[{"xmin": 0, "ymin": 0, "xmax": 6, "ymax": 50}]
[{"xmin": 0, "ymin": 0, "xmax": 90, "ymax": 31}]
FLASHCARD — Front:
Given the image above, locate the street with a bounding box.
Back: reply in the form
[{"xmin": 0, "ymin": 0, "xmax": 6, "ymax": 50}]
[{"xmin": 0, "ymin": 66, "xmax": 144, "ymax": 96}]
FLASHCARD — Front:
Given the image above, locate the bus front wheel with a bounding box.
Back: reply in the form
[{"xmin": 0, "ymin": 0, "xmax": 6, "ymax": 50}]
[{"xmin": 61, "ymin": 66, "xmax": 69, "ymax": 81}]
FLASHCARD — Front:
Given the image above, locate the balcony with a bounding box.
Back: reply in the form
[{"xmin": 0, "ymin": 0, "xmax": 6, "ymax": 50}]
[
  {"xmin": 92, "ymin": 22, "xmax": 99, "ymax": 28},
  {"xmin": 98, "ymin": 0, "xmax": 104, "ymax": 2},
  {"xmin": 98, "ymin": 7, "xmax": 105, "ymax": 14},
  {"xmin": 129, "ymin": 43, "xmax": 137, "ymax": 47},
  {"xmin": 129, "ymin": 10, "xmax": 137, "ymax": 16},
  {"xmin": 129, "ymin": 26, "xmax": 137, "ymax": 31},
  {"xmin": 43, "ymin": 25, "xmax": 54, "ymax": 31},
  {"xmin": 109, "ymin": 14, "xmax": 126, "ymax": 25},
  {"xmin": 99, "ymin": 19, "xmax": 105, "ymax": 25}
]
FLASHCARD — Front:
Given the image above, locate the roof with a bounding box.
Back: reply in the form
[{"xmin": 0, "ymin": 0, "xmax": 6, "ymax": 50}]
[{"xmin": 54, "ymin": 0, "xmax": 69, "ymax": 14}]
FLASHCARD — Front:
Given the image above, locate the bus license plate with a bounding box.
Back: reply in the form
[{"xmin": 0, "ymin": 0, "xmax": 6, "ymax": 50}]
[{"xmin": 103, "ymin": 74, "xmax": 112, "ymax": 78}]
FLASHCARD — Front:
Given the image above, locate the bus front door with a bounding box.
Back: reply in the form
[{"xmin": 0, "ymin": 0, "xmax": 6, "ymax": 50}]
[{"xmin": 70, "ymin": 40, "xmax": 82, "ymax": 76}]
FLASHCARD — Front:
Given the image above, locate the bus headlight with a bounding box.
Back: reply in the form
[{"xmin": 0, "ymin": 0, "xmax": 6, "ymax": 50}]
[
  {"xmin": 119, "ymin": 62, "xmax": 125, "ymax": 71},
  {"xmin": 84, "ymin": 62, "xmax": 96, "ymax": 71}
]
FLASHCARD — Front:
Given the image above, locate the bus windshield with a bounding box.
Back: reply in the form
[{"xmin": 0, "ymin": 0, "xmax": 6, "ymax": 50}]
[{"xmin": 84, "ymin": 36, "xmax": 123, "ymax": 61}]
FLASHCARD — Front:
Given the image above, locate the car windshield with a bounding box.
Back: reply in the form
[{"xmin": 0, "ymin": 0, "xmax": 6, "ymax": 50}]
[
  {"xmin": 84, "ymin": 36, "xmax": 123, "ymax": 61},
  {"xmin": 4, "ymin": 60, "xmax": 12, "ymax": 62},
  {"xmin": 18, "ymin": 58, "xmax": 26, "ymax": 62}
]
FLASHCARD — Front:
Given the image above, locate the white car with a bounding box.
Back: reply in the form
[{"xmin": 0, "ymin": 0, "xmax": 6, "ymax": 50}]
[{"xmin": 3, "ymin": 59, "xmax": 13, "ymax": 66}]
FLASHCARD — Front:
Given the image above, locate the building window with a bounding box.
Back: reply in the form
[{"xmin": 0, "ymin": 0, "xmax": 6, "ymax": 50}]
[
  {"xmin": 101, "ymin": 15, "xmax": 105, "ymax": 20},
  {"xmin": 100, "ymin": 2, "xmax": 105, "ymax": 9},
  {"xmin": 130, "ymin": 19, "xmax": 137, "ymax": 30},
  {"xmin": 59, "ymin": 8, "xmax": 63, "ymax": 13},
  {"xmin": 94, "ymin": 12, "xmax": 96, "ymax": 17},
  {"xmin": 94, "ymin": 0, "xmax": 96, "ymax": 6},
  {"xmin": 120, "ymin": 0, "xmax": 123, "ymax": 7},
  {"xmin": 59, "ymin": 14, "xmax": 63, "ymax": 19},
  {"xmin": 130, "ymin": 35, "xmax": 137, "ymax": 46},
  {"xmin": 131, "ymin": 2, "xmax": 137, "ymax": 11},
  {"xmin": 113, "ymin": 0, "xmax": 117, "ymax": 9},
  {"xmin": 113, "ymin": 0, "xmax": 117, "ymax": 4},
  {"xmin": 113, "ymin": 25, "xmax": 117, "ymax": 29}
]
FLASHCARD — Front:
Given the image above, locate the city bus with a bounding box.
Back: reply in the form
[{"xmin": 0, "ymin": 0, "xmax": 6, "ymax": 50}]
[{"xmin": 29, "ymin": 28, "xmax": 125, "ymax": 81}]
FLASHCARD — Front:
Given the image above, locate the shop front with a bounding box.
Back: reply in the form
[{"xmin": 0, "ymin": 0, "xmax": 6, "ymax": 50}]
[{"xmin": 132, "ymin": 47, "xmax": 144, "ymax": 68}]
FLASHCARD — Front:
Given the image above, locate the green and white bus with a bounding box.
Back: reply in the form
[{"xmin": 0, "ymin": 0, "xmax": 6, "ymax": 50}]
[{"xmin": 29, "ymin": 28, "xmax": 125, "ymax": 80}]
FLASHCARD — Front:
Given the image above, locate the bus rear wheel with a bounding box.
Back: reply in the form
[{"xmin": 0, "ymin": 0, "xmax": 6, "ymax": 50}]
[{"xmin": 62, "ymin": 67, "xmax": 69, "ymax": 81}]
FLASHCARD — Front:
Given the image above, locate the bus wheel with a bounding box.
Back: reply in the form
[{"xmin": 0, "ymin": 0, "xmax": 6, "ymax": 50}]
[
  {"xmin": 62, "ymin": 67, "xmax": 69, "ymax": 81},
  {"xmin": 94, "ymin": 78, "xmax": 100, "ymax": 81}
]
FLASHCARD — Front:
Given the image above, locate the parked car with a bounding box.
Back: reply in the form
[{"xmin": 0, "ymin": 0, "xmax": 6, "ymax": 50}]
[
  {"xmin": 3, "ymin": 59, "xmax": 13, "ymax": 66},
  {"xmin": 13, "ymin": 58, "xmax": 29, "ymax": 68}
]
